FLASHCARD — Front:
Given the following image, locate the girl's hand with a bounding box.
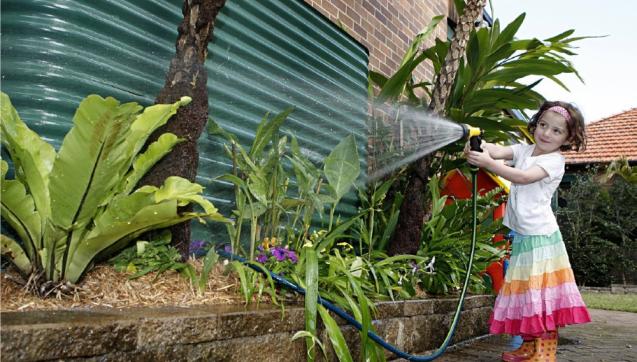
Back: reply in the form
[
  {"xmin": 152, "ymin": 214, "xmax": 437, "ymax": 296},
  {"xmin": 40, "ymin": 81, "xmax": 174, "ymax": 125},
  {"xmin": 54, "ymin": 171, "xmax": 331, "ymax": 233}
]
[
  {"xmin": 464, "ymin": 147, "xmax": 494, "ymax": 169},
  {"xmin": 463, "ymin": 139, "xmax": 487, "ymax": 153}
]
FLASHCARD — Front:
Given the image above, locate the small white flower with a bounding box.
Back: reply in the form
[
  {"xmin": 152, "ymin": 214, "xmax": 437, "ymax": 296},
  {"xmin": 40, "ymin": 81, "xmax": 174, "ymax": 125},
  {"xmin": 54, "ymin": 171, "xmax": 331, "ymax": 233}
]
[{"xmin": 424, "ymin": 256, "xmax": 436, "ymax": 274}]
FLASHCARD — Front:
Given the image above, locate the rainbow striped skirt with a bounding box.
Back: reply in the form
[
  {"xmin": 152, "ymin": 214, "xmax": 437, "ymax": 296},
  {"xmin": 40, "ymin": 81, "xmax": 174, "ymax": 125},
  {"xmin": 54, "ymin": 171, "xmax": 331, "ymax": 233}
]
[{"xmin": 489, "ymin": 230, "xmax": 591, "ymax": 336}]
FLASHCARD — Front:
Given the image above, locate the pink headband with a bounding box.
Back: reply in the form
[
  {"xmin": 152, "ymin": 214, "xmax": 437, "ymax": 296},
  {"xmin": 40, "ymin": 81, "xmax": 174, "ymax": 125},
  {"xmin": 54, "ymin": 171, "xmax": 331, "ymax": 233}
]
[{"xmin": 546, "ymin": 106, "xmax": 571, "ymax": 122}]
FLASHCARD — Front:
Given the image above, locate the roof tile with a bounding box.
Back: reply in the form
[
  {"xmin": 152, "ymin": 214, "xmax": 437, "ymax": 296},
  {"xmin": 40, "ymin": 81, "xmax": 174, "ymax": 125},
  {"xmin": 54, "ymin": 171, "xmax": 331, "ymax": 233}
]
[{"xmin": 563, "ymin": 108, "xmax": 637, "ymax": 164}]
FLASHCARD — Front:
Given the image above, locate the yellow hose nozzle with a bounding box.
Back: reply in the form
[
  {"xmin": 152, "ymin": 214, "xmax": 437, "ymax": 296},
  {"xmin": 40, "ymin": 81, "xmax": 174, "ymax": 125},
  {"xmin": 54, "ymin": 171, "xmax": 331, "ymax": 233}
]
[
  {"xmin": 461, "ymin": 124, "xmax": 482, "ymax": 139},
  {"xmin": 461, "ymin": 124, "xmax": 483, "ymax": 152}
]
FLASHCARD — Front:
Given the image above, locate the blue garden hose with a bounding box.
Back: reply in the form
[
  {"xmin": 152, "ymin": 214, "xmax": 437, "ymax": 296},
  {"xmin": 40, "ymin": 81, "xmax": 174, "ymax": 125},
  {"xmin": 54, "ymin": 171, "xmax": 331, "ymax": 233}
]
[{"xmin": 217, "ymin": 169, "xmax": 480, "ymax": 361}]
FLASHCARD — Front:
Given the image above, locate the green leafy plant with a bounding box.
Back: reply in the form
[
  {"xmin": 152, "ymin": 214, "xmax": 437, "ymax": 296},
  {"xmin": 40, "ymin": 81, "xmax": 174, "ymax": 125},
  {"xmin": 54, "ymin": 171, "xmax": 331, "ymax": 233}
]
[
  {"xmin": 0, "ymin": 92, "xmax": 226, "ymax": 293},
  {"xmin": 322, "ymin": 134, "xmax": 361, "ymax": 230},
  {"xmin": 318, "ymin": 305, "xmax": 354, "ymax": 362},
  {"xmin": 558, "ymin": 169, "xmax": 637, "ymax": 286},
  {"xmin": 352, "ymin": 175, "xmax": 403, "ymax": 255},
  {"xmin": 418, "ymin": 175, "xmax": 507, "ymax": 294},
  {"xmin": 212, "ymin": 112, "xmax": 396, "ymax": 358},
  {"xmin": 109, "ymin": 233, "xmax": 220, "ymax": 295},
  {"xmin": 209, "ymin": 109, "xmax": 298, "ymax": 260},
  {"xmin": 369, "ymin": 14, "xmax": 593, "ymax": 171},
  {"xmin": 210, "ymin": 109, "xmax": 362, "ymax": 260},
  {"xmin": 110, "ymin": 231, "xmax": 187, "ymax": 279}
]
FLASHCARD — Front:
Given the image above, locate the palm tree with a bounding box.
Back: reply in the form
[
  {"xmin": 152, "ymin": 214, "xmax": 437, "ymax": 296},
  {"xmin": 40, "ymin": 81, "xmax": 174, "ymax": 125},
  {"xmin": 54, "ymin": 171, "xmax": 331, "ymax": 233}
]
[{"xmin": 388, "ymin": 0, "xmax": 488, "ymax": 255}]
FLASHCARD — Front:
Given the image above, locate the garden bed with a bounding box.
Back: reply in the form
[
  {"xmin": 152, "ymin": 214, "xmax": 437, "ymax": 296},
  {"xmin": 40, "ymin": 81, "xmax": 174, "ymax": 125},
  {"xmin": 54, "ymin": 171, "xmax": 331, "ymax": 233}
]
[{"xmin": 0, "ymin": 261, "xmax": 244, "ymax": 312}]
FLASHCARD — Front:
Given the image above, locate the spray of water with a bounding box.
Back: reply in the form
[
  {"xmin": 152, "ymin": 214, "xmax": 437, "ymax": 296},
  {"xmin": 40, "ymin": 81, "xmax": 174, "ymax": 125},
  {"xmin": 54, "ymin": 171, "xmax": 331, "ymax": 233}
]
[
  {"xmin": 367, "ymin": 103, "xmax": 465, "ymax": 182},
  {"xmin": 209, "ymin": 64, "xmax": 466, "ymax": 183}
]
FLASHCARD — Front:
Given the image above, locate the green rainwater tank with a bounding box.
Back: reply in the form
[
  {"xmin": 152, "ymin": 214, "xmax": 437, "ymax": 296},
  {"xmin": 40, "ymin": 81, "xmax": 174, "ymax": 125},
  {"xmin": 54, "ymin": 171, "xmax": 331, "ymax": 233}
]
[{"xmin": 1, "ymin": 0, "xmax": 369, "ymax": 244}]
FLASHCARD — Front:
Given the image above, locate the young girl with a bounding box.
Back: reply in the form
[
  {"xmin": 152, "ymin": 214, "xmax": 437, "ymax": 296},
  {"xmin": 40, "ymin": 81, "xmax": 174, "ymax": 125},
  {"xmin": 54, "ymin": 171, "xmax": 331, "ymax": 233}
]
[{"xmin": 465, "ymin": 101, "xmax": 591, "ymax": 362}]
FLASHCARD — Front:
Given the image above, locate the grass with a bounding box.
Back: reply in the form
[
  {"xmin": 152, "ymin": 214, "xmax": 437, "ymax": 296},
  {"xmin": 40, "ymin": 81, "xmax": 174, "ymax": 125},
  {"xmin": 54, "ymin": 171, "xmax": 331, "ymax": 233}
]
[{"xmin": 580, "ymin": 291, "xmax": 637, "ymax": 313}]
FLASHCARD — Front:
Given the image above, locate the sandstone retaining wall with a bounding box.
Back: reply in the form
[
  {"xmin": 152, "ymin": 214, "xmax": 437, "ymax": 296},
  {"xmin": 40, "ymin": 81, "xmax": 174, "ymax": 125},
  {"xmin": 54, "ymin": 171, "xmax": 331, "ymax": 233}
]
[{"xmin": 1, "ymin": 295, "xmax": 494, "ymax": 361}]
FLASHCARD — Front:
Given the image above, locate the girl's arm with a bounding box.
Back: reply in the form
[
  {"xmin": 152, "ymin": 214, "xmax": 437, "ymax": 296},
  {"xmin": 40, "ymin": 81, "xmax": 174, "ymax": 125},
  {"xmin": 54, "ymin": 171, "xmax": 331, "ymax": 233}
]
[
  {"xmin": 465, "ymin": 149, "xmax": 548, "ymax": 185},
  {"xmin": 464, "ymin": 141, "xmax": 513, "ymax": 160},
  {"xmin": 481, "ymin": 142, "xmax": 513, "ymax": 160}
]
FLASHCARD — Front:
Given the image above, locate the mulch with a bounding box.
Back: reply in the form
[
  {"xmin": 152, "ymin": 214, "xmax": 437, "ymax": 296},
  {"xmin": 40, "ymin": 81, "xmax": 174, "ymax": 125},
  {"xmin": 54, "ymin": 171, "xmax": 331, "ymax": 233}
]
[{"xmin": 0, "ymin": 259, "xmax": 245, "ymax": 312}]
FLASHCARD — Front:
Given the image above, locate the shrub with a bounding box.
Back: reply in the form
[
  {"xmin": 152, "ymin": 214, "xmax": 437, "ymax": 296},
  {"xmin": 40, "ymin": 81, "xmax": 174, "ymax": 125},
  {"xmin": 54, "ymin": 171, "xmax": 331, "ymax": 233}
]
[{"xmin": 558, "ymin": 168, "xmax": 637, "ymax": 286}]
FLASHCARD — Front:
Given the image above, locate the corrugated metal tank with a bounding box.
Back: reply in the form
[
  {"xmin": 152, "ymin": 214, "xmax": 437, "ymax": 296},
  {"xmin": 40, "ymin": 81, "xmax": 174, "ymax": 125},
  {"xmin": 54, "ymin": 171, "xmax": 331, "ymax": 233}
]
[{"xmin": 1, "ymin": 0, "xmax": 369, "ymax": 243}]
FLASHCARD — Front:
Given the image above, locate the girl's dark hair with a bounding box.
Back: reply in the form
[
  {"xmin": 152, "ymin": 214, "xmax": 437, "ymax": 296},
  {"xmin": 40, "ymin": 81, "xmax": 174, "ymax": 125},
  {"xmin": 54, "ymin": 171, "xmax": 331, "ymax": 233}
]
[{"xmin": 528, "ymin": 101, "xmax": 587, "ymax": 152}]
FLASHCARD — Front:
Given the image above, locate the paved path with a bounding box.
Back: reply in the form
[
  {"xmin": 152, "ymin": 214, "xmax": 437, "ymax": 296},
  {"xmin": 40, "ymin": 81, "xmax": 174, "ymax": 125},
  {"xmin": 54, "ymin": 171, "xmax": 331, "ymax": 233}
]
[{"xmin": 394, "ymin": 309, "xmax": 637, "ymax": 362}]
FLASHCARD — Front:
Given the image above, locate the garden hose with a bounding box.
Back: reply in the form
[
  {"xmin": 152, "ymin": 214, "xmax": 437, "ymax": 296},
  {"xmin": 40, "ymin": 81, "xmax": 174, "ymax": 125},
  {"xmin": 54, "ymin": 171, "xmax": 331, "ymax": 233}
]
[{"xmin": 216, "ymin": 170, "xmax": 480, "ymax": 361}]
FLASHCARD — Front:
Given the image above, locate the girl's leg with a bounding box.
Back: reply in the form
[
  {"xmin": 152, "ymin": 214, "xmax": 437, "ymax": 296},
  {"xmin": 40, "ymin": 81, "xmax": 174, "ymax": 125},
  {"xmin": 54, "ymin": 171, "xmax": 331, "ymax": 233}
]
[{"xmin": 501, "ymin": 335, "xmax": 535, "ymax": 362}]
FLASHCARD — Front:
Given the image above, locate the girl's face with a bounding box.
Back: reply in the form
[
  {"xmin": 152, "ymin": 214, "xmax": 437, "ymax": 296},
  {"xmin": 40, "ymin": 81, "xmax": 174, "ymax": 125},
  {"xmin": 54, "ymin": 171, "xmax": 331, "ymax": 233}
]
[{"xmin": 533, "ymin": 110, "xmax": 570, "ymax": 155}]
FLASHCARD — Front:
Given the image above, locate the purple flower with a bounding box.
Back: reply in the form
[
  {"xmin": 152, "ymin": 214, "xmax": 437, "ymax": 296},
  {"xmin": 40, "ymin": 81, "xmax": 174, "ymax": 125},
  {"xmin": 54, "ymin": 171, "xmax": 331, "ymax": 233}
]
[
  {"xmin": 224, "ymin": 244, "xmax": 232, "ymax": 253},
  {"xmin": 189, "ymin": 240, "xmax": 207, "ymax": 255},
  {"xmin": 191, "ymin": 240, "xmax": 205, "ymax": 249},
  {"xmin": 256, "ymin": 254, "xmax": 268, "ymax": 263},
  {"xmin": 272, "ymin": 247, "xmax": 287, "ymax": 262},
  {"xmin": 286, "ymin": 250, "xmax": 298, "ymax": 264}
]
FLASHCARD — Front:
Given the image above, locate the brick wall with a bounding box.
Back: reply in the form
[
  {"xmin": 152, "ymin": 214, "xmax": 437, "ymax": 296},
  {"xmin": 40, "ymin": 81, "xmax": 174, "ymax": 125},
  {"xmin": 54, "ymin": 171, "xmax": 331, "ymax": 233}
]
[{"xmin": 304, "ymin": 0, "xmax": 449, "ymax": 84}]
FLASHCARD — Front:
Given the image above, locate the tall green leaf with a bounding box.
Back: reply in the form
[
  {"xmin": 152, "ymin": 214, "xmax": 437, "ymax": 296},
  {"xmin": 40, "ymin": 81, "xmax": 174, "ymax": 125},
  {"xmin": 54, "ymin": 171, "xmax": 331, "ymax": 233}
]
[
  {"xmin": 0, "ymin": 92, "xmax": 55, "ymax": 218},
  {"xmin": 304, "ymin": 246, "xmax": 319, "ymax": 361},
  {"xmin": 120, "ymin": 133, "xmax": 183, "ymax": 195},
  {"xmin": 1, "ymin": 175, "xmax": 41, "ymax": 260},
  {"xmin": 250, "ymin": 107, "xmax": 294, "ymax": 158},
  {"xmin": 400, "ymin": 15, "xmax": 444, "ymax": 68},
  {"xmin": 48, "ymin": 95, "xmax": 141, "ymax": 231},
  {"xmin": 1, "ymin": 234, "xmax": 31, "ymax": 275},
  {"xmin": 324, "ymin": 135, "xmax": 360, "ymax": 202},
  {"xmin": 318, "ymin": 305, "xmax": 353, "ymax": 362}
]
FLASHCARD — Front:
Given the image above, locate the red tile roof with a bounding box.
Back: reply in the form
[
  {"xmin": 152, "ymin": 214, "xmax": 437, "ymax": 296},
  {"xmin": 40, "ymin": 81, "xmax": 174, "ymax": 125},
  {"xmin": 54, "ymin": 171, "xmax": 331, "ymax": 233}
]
[{"xmin": 563, "ymin": 108, "xmax": 637, "ymax": 164}]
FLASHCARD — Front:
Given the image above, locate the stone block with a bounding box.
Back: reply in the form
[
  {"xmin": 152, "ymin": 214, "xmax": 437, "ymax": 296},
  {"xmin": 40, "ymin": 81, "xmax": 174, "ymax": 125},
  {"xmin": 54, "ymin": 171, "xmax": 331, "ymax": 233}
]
[
  {"xmin": 1, "ymin": 321, "xmax": 137, "ymax": 360},
  {"xmin": 403, "ymin": 299, "xmax": 434, "ymax": 316}
]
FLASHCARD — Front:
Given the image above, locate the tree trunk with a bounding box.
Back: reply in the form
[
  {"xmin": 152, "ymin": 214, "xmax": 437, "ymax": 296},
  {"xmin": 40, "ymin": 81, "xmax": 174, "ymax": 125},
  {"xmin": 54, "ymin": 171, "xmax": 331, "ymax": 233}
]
[
  {"xmin": 388, "ymin": 0, "xmax": 486, "ymax": 256},
  {"xmin": 139, "ymin": 0, "xmax": 227, "ymax": 257},
  {"xmin": 430, "ymin": 0, "xmax": 487, "ymax": 114},
  {"xmin": 387, "ymin": 156, "xmax": 431, "ymax": 255}
]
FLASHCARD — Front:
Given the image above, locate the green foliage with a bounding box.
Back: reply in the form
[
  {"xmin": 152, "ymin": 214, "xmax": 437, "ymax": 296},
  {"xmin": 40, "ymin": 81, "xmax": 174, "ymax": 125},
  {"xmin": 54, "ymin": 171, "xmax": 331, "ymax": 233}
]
[
  {"xmin": 372, "ymin": 15, "xmax": 444, "ymax": 104},
  {"xmin": 352, "ymin": 175, "xmax": 403, "ymax": 255},
  {"xmin": 0, "ymin": 92, "xmax": 225, "ymax": 287},
  {"xmin": 602, "ymin": 157, "xmax": 637, "ymax": 184},
  {"xmin": 209, "ymin": 110, "xmax": 361, "ymax": 260},
  {"xmin": 109, "ymin": 231, "xmax": 221, "ymax": 295},
  {"xmin": 291, "ymin": 330, "xmax": 327, "ymax": 361},
  {"xmin": 368, "ymin": 13, "xmax": 593, "ymax": 173},
  {"xmin": 323, "ymin": 135, "xmax": 361, "ymax": 230},
  {"xmin": 110, "ymin": 231, "xmax": 187, "ymax": 279},
  {"xmin": 558, "ymin": 169, "xmax": 637, "ymax": 286},
  {"xmin": 210, "ymin": 109, "xmax": 295, "ymax": 261},
  {"xmin": 418, "ymin": 175, "xmax": 507, "ymax": 294}
]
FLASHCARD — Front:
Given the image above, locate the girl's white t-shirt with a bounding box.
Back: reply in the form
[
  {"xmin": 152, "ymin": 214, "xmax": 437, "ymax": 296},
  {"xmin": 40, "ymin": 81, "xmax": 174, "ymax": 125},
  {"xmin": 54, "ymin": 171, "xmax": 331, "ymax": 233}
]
[{"xmin": 503, "ymin": 144, "xmax": 565, "ymax": 236}]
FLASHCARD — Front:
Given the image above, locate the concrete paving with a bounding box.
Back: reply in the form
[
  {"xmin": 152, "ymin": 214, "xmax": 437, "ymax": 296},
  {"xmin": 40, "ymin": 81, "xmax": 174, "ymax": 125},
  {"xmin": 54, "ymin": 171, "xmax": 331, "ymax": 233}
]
[{"xmin": 434, "ymin": 309, "xmax": 637, "ymax": 362}]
